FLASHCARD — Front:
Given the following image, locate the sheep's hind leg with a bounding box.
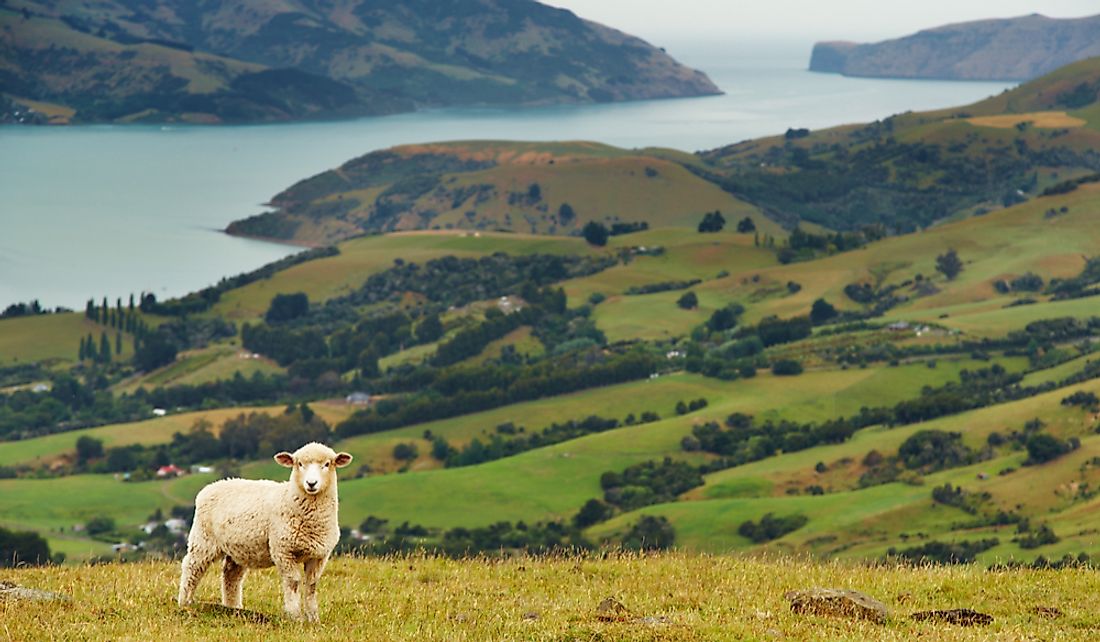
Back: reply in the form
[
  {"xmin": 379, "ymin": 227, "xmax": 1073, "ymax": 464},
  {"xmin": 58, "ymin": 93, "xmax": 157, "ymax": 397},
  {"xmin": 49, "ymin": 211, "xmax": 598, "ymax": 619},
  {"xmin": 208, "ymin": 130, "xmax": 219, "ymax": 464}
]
[
  {"xmin": 274, "ymin": 556, "xmax": 303, "ymax": 621},
  {"xmin": 178, "ymin": 544, "xmax": 218, "ymax": 607},
  {"xmin": 301, "ymin": 557, "xmax": 327, "ymax": 622},
  {"xmin": 221, "ymin": 556, "xmax": 247, "ymax": 609}
]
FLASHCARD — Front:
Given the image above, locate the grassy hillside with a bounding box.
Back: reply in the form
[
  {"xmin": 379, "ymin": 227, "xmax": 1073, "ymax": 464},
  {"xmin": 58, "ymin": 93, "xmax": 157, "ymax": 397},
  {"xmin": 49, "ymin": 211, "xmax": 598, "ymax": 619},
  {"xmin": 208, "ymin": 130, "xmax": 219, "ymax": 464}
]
[
  {"xmin": 1, "ymin": 555, "xmax": 1095, "ymax": 641},
  {"xmin": 2, "ymin": 0, "xmax": 717, "ymax": 124},
  {"xmin": 226, "ymin": 142, "xmax": 772, "ymax": 245},
  {"xmin": 701, "ymin": 56, "xmax": 1100, "ymax": 232},
  {"xmin": 0, "ymin": 312, "xmax": 128, "ymax": 364}
]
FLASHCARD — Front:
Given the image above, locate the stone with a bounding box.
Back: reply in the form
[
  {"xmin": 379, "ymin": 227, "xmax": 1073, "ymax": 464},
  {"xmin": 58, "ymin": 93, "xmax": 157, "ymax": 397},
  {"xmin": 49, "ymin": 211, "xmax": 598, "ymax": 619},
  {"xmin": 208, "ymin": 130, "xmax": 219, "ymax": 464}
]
[
  {"xmin": 786, "ymin": 588, "xmax": 888, "ymax": 624},
  {"xmin": 0, "ymin": 581, "xmax": 71, "ymax": 603},
  {"xmin": 522, "ymin": 611, "xmax": 540, "ymax": 621},
  {"xmin": 910, "ymin": 608, "xmax": 993, "ymax": 626},
  {"xmin": 595, "ymin": 597, "xmax": 631, "ymax": 622},
  {"xmin": 1032, "ymin": 605, "xmax": 1062, "ymax": 619}
]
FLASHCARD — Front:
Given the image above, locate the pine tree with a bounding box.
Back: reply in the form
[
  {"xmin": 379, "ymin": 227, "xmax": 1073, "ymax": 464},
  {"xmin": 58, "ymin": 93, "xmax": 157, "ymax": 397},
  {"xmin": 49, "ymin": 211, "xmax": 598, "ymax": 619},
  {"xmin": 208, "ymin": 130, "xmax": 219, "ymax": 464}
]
[
  {"xmin": 85, "ymin": 299, "xmax": 95, "ymax": 320},
  {"xmin": 128, "ymin": 293, "xmax": 135, "ymax": 312},
  {"xmin": 101, "ymin": 297, "xmax": 109, "ymax": 324},
  {"xmin": 115, "ymin": 332, "xmax": 122, "ymax": 355},
  {"xmin": 78, "ymin": 336, "xmax": 87, "ymax": 361}
]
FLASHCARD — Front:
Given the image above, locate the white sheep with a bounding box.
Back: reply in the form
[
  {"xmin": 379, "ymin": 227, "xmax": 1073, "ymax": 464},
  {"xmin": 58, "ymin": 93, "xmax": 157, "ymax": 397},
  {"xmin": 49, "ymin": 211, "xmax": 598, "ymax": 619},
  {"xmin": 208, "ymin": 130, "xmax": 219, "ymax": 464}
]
[{"xmin": 177, "ymin": 442, "xmax": 353, "ymax": 622}]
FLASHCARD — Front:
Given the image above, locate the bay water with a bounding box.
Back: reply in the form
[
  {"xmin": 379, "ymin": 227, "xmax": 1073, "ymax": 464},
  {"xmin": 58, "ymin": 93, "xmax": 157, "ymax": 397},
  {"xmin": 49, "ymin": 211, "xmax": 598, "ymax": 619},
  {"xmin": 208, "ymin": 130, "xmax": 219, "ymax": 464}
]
[{"xmin": 0, "ymin": 42, "xmax": 1013, "ymax": 310}]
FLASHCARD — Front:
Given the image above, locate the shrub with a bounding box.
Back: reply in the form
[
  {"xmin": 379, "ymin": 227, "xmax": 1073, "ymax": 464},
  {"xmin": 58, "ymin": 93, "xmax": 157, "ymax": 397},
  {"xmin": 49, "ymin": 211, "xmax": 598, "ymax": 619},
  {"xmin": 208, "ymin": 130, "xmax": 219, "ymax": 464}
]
[
  {"xmin": 265, "ymin": 292, "xmax": 309, "ymax": 323},
  {"xmin": 582, "ymin": 221, "xmax": 608, "ymax": 246},
  {"xmin": 85, "ymin": 516, "xmax": 116, "ymax": 536},
  {"xmin": 620, "ymin": 515, "xmax": 675, "ymax": 551},
  {"xmin": 888, "ymin": 538, "xmax": 999, "ymax": 565},
  {"xmin": 677, "ymin": 291, "xmax": 698, "ymax": 310},
  {"xmin": 1025, "ymin": 434, "xmax": 1072, "ymax": 465},
  {"xmin": 898, "ymin": 430, "xmax": 973, "ymax": 472},
  {"xmin": 0, "ymin": 526, "xmax": 52, "ymax": 567},
  {"xmin": 392, "ymin": 442, "xmax": 420, "ymax": 461},
  {"xmin": 810, "ymin": 298, "xmax": 837, "ymax": 325},
  {"xmin": 771, "ymin": 360, "xmax": 803, "ymax": 376},
  {"xmin": 738, "ymin": 513, "xmax": 808, "ymax": 542},
  {"xmin": 572, "ymin": 499, "xmax": 613, "ymax": 528}
]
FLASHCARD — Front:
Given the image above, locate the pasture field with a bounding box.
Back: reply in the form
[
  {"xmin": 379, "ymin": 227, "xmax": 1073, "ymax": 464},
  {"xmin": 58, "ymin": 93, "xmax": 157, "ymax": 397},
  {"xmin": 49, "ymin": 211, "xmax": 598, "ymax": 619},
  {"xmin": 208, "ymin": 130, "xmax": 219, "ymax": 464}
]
[
  {"xmin": 966, "ymin": 111, "xmax": 1086, "ymax": 129},
  {"xmin": 6, "ymin": 403, "xmax": 356, "ymax": 469},
  {"xmin": 116, "ymin": 345, "xmax": 285, "ymax": 394},
  {"xmin": 210, "ymin": 231, "xmax": 593, "ymax": 320},
  {"xmin": 3, "ymin": 356, "xmax": 1026, "ymax": 555},
  {"xmin": 328, "ymin": 358, "xmax": 1016, "ymax": 529},
  {"xmin": 0, "ymin": 313, "xmax": 130, "ymax": 364},
  {"xmin": 676, "ymin": 183, "xmax": 1100, "ymax": 333},
  {"xmin": 1, "ymin": 555, "xmax": 1096, "ymax": 641}
]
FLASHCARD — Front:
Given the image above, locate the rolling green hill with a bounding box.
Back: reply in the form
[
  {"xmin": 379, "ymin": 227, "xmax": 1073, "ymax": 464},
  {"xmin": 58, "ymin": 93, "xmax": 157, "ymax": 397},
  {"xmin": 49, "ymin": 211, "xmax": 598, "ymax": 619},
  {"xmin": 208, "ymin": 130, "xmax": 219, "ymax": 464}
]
[
  {"xmin": 1, "ymin": 0, "xmax": 718, "ymax": 124},
  {"xmin": 225, "ymin": 142, "xmax": 771, "ymax": 244},
  {"xmin": 5, "ymin": 58, "xmax": 1100, "ymax": 571}
]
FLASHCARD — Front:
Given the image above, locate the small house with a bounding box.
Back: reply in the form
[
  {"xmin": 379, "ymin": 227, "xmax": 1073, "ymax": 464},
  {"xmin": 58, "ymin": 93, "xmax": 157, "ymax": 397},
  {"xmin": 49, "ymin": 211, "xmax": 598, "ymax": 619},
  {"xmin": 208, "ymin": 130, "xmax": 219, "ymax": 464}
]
[
  {"xmin": 152, "ymin": 408, "xmax": 167, "ymax": 417},
  {"xmin": 165, "ymin": 518, "xmax": 188, "ymax": 534},
  {"xmin": 346, "ymin": 392, "xmax": 371, "ymax": 406},
  {"xmin": 156, "ymin": 464, "xmax": 184, "ymax": 478}
]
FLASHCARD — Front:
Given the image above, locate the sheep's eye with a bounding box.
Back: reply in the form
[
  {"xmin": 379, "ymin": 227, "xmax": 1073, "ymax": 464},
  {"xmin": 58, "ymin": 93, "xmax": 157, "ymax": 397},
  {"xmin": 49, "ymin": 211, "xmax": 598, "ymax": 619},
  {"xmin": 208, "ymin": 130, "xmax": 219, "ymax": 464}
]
[
  {"xmin": 297, "ymin": 462, "xmax": 302, "ymax": 468},
  {"xmin": 324, "ymin": 462, "xmax": 331, "ymax": 468}
]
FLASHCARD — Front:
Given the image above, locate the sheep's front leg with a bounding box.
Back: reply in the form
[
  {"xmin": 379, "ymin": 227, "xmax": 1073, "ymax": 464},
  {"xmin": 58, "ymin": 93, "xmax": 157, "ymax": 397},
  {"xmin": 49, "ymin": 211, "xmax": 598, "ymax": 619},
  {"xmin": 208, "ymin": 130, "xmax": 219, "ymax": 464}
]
[
  {"xmin": 301, "ymin": 557, "xmax": 327, "ymax": 622},
  {"xmin": 274, "ymin": 556, "xmax": 303, "ymax": 620}
]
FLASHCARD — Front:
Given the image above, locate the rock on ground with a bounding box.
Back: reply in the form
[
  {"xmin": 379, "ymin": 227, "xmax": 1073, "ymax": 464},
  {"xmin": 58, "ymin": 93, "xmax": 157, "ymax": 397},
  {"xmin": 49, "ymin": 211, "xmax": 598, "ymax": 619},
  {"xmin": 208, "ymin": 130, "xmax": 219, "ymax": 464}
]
[
  {"xmin": 786, "ymin": 587, "xmax": 888, "ymax": 624},
  {"xmin": 0, "ymin": 580, "xmax": 70, "ymax": 603}
]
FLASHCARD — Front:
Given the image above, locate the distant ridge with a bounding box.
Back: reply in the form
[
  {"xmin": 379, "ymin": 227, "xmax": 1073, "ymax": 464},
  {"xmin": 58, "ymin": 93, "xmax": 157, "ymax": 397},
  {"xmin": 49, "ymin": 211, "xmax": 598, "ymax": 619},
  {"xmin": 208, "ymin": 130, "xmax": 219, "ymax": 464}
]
[
  {"xmin": 810, "ymin": 13, "xmax": 1100, "ymax": 81},
  {"xmin": 0, "ymin": 0, "xmax": 719, "ymax": 124}
]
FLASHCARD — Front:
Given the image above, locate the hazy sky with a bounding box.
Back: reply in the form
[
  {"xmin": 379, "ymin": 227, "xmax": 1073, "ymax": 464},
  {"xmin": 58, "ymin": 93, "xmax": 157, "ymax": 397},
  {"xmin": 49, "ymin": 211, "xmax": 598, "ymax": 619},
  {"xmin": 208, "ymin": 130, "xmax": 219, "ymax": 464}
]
[{"xmin": 544, "ymin": 1, "xmax": 1099, "ymax": 43}]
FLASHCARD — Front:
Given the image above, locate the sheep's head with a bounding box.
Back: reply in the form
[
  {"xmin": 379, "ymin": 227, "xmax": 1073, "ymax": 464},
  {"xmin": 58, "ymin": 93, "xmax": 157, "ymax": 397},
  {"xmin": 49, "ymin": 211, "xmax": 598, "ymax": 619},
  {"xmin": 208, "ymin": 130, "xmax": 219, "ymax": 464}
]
[{"xmin": 275, "ymin": 442, "xmax": 353, "ymax": 496}]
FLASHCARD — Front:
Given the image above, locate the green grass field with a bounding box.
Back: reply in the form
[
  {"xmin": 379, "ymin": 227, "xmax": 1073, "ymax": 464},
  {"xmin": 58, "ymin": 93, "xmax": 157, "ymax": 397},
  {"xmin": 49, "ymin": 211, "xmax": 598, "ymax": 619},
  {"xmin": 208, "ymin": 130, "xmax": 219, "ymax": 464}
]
[
  {"xmin": 1, "ymin": 555, "xmax": 1095, "ymax": 641},
  {"xmin": 0, "ymin": 313, "xmax": 131, "ymax": 364}
]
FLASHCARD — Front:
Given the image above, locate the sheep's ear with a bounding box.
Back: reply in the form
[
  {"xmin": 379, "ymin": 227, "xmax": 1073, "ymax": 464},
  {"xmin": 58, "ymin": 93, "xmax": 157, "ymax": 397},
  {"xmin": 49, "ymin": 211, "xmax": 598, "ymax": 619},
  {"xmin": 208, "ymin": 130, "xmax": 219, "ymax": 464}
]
[
  {"xmin": 334, "ymin": 452, "xmax": 353, "ymax": 468},
  {"xmin": 274, "ymin": 452, "xmax": 294, "ymax": 468}
]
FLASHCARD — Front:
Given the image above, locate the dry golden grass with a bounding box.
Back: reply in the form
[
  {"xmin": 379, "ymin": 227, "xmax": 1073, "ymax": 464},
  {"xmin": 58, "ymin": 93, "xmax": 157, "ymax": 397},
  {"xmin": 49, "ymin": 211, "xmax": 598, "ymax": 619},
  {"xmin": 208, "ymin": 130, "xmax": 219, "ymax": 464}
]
[
  {"xmin": 966, "ymin": 111, "xmax": 1086, "ymax": 129},
  {"xmin": 1, "ymin": 554, "xmax": 1095, "ymax": 641}
]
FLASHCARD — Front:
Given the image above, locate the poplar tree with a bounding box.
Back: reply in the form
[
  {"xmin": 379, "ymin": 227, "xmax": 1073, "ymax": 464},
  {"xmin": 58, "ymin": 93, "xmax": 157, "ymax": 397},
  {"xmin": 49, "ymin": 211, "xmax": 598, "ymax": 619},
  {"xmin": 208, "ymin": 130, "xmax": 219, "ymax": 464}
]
[{"xmin": 99, "ymin": 332, "xmax": 111, "ymax": 364}]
